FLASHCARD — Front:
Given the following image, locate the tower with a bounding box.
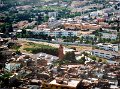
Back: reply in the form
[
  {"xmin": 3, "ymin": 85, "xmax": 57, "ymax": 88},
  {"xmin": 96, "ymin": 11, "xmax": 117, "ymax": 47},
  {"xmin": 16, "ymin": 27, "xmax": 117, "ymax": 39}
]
[{"xmin": 58, "ymin": 44, "xmax": 64, "ymax": 60}]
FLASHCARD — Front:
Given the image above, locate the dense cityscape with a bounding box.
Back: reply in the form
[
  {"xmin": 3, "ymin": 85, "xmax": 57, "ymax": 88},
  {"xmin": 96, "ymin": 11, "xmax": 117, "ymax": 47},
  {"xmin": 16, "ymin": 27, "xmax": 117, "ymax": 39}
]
[{"xmin": 0, "ymin": 0, "xmax": 120, "ymax": 89}]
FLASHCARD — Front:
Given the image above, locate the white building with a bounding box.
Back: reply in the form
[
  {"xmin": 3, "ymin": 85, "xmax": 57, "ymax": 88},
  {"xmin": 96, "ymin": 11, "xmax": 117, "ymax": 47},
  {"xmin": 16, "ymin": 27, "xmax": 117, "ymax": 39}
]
[
  {"xmin": 92, "ymin": 49, "xmax": 120, "ymax": 59},
  {"xmin": 97, "ymin": 43, "xmax": 119, "ymax": 52},
  {"xmin": 29, "ymin": 29, "xmax": 78, "ymax": 37},
  {"xmin": 5, "ymin": 63, "xmax": 21, "ymax": 72},
  {"xmin": 37, "ymin": 52, "xmax": 59, "ymax": 63},
  {"xmin": 101, "ymin": 33, "xmax": 117, "ymax": 40},
  {"xmin": 63, "ymin": 48, "xmax": 75, "ymax": 54},
  {"xmin": 48, "ymin": 12, "xmax": 58, "ymax": 18},
  {"xmin": 102, "ymin": 28, "xmax": 117, "ymax": 34},
  {"xmin": 81, "ymin": 34, "xmax": 96, "ymax": 39}
]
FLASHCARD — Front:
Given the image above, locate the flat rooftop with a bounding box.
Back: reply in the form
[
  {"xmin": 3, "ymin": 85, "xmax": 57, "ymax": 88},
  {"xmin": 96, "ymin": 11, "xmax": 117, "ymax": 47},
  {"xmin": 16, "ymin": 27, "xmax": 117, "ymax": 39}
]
[{"xmin": 49, "ymin": 79, "xmax": 80, "ymax": 87}]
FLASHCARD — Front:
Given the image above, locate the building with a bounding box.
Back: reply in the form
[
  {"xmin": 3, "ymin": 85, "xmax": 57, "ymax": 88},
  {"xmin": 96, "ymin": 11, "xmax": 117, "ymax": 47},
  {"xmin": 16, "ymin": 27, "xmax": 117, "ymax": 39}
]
[
  {"xmin": 48, "ymin": 12, "xmax": 58, "ymax": 18},
  {"xmin": 97, "ymin": 43, "xmax": 119, "ymax": 52},
  {"xmin": 102, "ymin": 28, "xmax": 118, "ymax": 34},
  {"xmin": 101, "ymin": 33, "xmax": 117, "ymax": 40},
  {"xmin": 81, "ymin": 34, "xmax": 95, "ymax": 39},
  {"xmin": 28, "ymin": 29, "xmax": 78, "ymax": 37},
  {"xmin": 63, "ymin": 23, "xmax": 101, "ymax": 30},
  {"xmin": 48, "ymin": 17, "xmax": 61, "ymax": 28},
  {"xmin": 92, "ymin": 49, "xmax": 120, "ymax": 59},
  {"xmin": 16, "ymin": 5, "xmax": 32, "ymax": 10},
  {"xmin": 5, "ymin": 63, "xmax": 21, "ymax": 72},
  {"xmin": 63, "ymin": 48, "xmax": 75, "ymax": 54},
  {"xmin": 32, "ymin": 52, "xmax": 59, "ymax": 66}
]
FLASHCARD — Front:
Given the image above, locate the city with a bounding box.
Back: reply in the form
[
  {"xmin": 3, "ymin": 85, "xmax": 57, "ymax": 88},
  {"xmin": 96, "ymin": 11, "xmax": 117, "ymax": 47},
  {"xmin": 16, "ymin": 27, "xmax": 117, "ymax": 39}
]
[{"xmin": 0, "ymin": 0, "xmax": 120, "ymax": 89}]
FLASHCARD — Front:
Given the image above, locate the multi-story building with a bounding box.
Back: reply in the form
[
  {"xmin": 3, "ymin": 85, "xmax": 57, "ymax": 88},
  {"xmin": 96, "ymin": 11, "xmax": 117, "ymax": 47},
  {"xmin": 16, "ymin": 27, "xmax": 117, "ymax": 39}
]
[
  {"xmin": 96, "ymin": 43, "xmax": 119, "ymax": 52},
  {"xmin": 92, "ymin": 49, "xmax": 120, "ymax": 59},
  {"xmin": 81, "ymin": 34, "xmax": 96, "ymax": 39},
  {"xmin": 48, "ymin": 12, "xmax": 58, "ymax": 18},
  {"xmin": 63, "ymin": 23, "xmax": 101, "ymax": 30},
  {"xmin": 28, "ymin": 29, "xmax": 78, "ymax": 37},
  {"xmin": 101, "ymin": 33, "xmax": 117, "ymax": 40}
]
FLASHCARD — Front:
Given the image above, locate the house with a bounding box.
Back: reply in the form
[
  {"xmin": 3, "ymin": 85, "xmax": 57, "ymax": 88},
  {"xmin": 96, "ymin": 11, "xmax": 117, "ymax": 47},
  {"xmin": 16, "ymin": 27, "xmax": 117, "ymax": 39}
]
[
  {"xmin": 32, "ymin": 52, "xmax": 59, "ymax": 66},
  {"xmin": 92, "ymin": 49, "xmax": 120, "ymax": 59},
  {"xmin": 96, "ymin": 43, "xmax": 119, "ymax": 52}
]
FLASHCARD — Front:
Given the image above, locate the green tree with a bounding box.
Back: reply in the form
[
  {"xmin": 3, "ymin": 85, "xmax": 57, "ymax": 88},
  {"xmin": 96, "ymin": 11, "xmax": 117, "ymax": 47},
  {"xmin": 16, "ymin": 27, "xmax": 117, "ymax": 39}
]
[
  {"xmin": 44, "ymin": 15, "xmax": 49, "ymax": 22},
  {"xmin": 80, "ymin": 36, "xmax": 83, "ymax": 43},
  {"xmin": 63, "ymin": 52, "xmax": 76, "ymax": 63},
  {"xmin": 90, "ymin": 56, "xmax": 96, "ymax": 61},
  {"xmin": 117, "ymin": 32, "xmax": 120, "ymax": 42},
  {"xmin": 21, "ymin": 29, "xmax": 27, "ymax": 38},
  {"xmin": 98, "ymin": 59, "xmax": 102, "ymax": 62},
  {"xmin": 82, "ymin": 52, "xmax": 89, "ymax": 57},
  {"xmin": 78, "ymin": 56, "xmax": 86, "ymax": 64},
  {"xmin": 0, "ymin": 23, "xmax": 13, "ymax": 33}
]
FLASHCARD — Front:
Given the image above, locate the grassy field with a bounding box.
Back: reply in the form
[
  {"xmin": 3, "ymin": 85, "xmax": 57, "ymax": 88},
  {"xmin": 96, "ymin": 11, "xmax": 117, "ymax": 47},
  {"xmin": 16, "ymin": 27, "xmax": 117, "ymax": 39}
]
[{"xmin": 15, "ymin": 41, "xmax": 58, "ymax": 56}]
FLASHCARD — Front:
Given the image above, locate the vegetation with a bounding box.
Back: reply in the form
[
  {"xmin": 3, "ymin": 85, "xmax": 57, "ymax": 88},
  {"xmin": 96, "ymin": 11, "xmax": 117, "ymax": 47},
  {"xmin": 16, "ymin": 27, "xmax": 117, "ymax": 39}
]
[
  {"xmin": 63, "ymin": 52, "xmax": 77, "ymax": 63},
  {"xmin": 78, "ymin": 56, "xmax": 86, "ymax": 64},
  {"xmin": 89, "ymin": 55, "xmax": 97, "ymax": 61},
  {"xmin": 0, "ymin": 72, "xmax": 22, "ymax": 88},
  {"xmin": 0, "ymin": 23, "xmax": 13, "ymax": 34},
  {"xmin": 17, "ymin": 30, "xmax": 53, "ymax": 41},
  {"xmin": 23, "ymin": 42, "xmax": 58, "ymax": 56},
  {"xmin": 10, "ymin": 44, "xmax": 21, "ymax": 51},
  {"xmin": 63, "ymin": 36, "xmax": 78, "ymax": 42},
  {"xmin": 53, "ymin": 51, "xmax": 77, "ymax": 66}
]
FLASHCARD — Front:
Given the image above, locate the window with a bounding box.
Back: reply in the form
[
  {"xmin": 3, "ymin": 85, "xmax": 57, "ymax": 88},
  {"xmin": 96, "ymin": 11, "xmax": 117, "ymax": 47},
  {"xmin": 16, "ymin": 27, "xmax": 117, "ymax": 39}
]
[{"xmin": 95, "ymin": 52, "xmax": 98, "ymax": 53}]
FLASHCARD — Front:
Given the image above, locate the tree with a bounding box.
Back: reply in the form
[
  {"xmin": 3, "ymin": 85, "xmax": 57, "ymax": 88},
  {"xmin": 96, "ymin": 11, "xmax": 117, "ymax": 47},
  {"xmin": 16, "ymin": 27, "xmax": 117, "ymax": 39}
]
[
  {"xmin": 62, "ymin": 36, "xmax": 66, "ymax": 39},
  {"xmin": 117, "ymin": 32, "xmax": 120, "ymax": 42},
  {"xmin": 90, "ymin": 56, "xmax": 96, "ymax": 61},
  {"xmin": 78, "ymin": 56, "xmax": 85, "ymax": 64},
  {"xmin": 80, "ymin": 36, "xmax": 83, "ymax": 43},
  {"xmin": 82, "ymin": 52, "xmax": 89, "ymax": 57},
  {"xmin": 48, "ymin": 36, "xmax": 52, "ymax": 42},
  {"xmin": 98, "ymin": 59, "xmax": 102, "ymax": 62},
  {"xmin": 76, "ymin": 79, "xmax": 84, "ymax": 89},
  {"xmin": 63, "ymin": 52, "xmax": 76, "ymax": 63},
  {"xmin": 21, "ymin": 29, "xmax": 26, "ymax": 38},
  {"xmin": 0, "ymin": 23, "xmax": 13, "ymax": 34},
  {"xmin": 44, "ymin": 15, "xmax": 49, "ymax": 22},
  {"xmin": 0, "ymin": 72, "xmax": 12, "ymax": 88},
  {"xmin": 114, "ymin": 5, "xmax": 118, "ymax": 10}
]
